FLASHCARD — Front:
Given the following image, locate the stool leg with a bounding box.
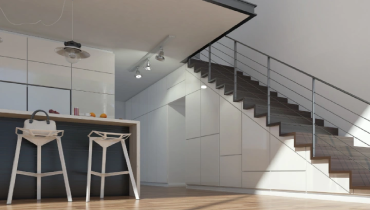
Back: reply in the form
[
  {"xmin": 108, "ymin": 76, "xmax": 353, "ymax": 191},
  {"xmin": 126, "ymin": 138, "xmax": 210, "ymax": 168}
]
[
  {"xmin": 56, "ymin": 137, "xmax": 72, "ymax": 202},
  {"xmin": 121, "ymin": 140, "xmax": 139, "ymax": 200},
  {"xmin": 7, "ymin": 135, "xmax": 22, "ymax": 205},
  {"xmin": 100, "ymin": 147, "xmax": 107, "ymax": 199},
  {"xmin": 86, "ymin": 138, "xmax": 93, "ymax": 202},
  {"xmin": 37, "ymin": 145, "xmax": 41, "ymax": 200}
]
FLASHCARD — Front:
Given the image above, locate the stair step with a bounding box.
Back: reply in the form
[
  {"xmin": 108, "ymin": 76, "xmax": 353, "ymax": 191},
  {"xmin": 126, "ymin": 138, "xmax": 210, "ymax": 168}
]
[
  {"xmin": 280, "ymin": 122, "xmax": 338, "ymax": 136},
  {"xmin": 237, "ymin": 90, "xmax": 287, "ymax": 103},
  {"xmin": 294, "ymin": 132, "xmax": 354, "ymax": 147},
  {"xmin": 351, "ymin": 172, "xmax": 370, "ymax": 187},
  {"xmin": 269, "ymin": 113, "xmax": 324, "ymax": 126},
  {"xmin": 330, "ymin": 158, "xmax": 370, "ymax": 171},
  {"xmin": 244, "ymin": 97, "xmax": 299, "ymax": 110},
  {"xmin": 246, "ymin": 104, "xmax": 312, "ymax": 118}
]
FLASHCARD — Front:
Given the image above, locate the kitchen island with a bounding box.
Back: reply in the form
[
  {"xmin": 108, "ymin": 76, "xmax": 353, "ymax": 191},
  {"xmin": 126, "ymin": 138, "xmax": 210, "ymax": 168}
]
[{"xmin": 0, "ymin": 109, "xmax": 140, "ymax": 200}]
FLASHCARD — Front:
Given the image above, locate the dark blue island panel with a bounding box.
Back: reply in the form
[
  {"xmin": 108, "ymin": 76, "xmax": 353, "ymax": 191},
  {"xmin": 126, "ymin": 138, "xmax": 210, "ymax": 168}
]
[{"xmin": 0, "ymin": 117, "xmax": 130, "ymax": 200}]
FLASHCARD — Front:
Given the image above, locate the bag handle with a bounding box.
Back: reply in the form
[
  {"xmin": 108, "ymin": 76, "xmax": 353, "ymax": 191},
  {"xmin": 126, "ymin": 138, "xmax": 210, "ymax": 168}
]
[{"xmin": 29, "ymin": 110, "xmax": 50, "ymax": 124}]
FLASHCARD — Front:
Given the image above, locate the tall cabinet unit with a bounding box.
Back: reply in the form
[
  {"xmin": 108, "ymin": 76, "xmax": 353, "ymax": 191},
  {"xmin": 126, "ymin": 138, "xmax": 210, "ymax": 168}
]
[
  {"xmin": 0, "ymin": 30, "xmax": 115, "ymax": 118},
  {"xmin": 125, "ymin": 66, "xmax": 187, "ymax": 186}
]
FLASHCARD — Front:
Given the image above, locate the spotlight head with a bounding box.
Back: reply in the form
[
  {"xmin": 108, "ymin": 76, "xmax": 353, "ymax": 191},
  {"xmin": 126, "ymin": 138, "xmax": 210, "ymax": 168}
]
[
  {"xmin": 145, "ymin": 59, "xmax": 151, "ymax": 71},
  {"xmin": 156, "ymin": 48, "xmax": 165, "ymax": 61},
  {"xmin": 135, "ymin": 68, "xmax": 142, "ymax": 79}
]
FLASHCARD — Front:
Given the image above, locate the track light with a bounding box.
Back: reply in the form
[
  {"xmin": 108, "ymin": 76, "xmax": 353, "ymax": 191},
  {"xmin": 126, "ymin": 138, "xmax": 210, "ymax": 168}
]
[
  {"xmin": 145, "ymin": 59, "xmax": 151, "ymax": 71},
  {"xmin": 201, "ymin": 85, "xmax": 207, "ymax": 89},
  {"xmin": 135, "ymin": 68, "xmax": 142, "ymax": 79},
  {"xmin": 156, "ymin": 48, "xmax": 165, "ymax": 61}
]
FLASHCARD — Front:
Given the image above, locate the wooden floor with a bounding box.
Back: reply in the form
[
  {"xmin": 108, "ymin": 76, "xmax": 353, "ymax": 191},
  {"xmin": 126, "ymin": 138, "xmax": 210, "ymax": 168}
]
[{"xmin": 1, "ymin": 186, "xmax": 370, "ymax": 210}]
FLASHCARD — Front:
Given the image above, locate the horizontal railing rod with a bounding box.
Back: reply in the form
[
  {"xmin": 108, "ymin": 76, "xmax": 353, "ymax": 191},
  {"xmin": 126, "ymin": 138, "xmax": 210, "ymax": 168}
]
[{"xmin": 225, "ymin": 35, "xmax": 370, "ymax": 106}]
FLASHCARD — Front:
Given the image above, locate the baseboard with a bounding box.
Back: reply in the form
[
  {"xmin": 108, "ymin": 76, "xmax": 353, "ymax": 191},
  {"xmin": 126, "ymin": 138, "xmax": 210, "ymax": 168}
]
[
  {"xmin": 141, "ymin": 182, "xmax": 186, "ymax": 187},
  {"xmin": 187, "ymin": 185, "xmax": 370, "ymax": 204}
]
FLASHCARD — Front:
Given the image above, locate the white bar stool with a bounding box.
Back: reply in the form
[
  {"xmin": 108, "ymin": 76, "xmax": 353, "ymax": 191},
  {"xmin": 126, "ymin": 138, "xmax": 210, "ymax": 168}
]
[
  {"xmin": 86, "ymin": 130, "xmax": 139, "ymax": 202},
  {"xmin": 6, "ymin": 110, "xmax": 72, "ymax": 204}
]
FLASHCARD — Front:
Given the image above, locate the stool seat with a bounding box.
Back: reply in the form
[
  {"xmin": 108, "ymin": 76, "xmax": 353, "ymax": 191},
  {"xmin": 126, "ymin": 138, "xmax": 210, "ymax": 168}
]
[
  {"xmin": 86, "ymin": 130, "xmax": 139, "ymax": 201},
  {"xmin": 7, "ymin": 110, "xmax": 72, "ymax": 205}
]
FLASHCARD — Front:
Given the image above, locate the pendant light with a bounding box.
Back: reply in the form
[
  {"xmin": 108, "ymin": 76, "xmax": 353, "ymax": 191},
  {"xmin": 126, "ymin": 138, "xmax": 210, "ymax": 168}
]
[{"xmin": 55, "ymin": 0, "xmax": 90, "ymax": 64}]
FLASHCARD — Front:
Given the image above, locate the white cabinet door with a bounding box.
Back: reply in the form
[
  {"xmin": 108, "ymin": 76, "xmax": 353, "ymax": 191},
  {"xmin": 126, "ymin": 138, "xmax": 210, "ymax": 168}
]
[
  {"xmin": 220, "ymin": 155, "xmax": 242, "ymax": 187},
  {"xmin": 137, "ymin": 114, "xmax": 149, "ymax": 182},
  {"xmin": 72, "ymin": 90, "xmax": 115, "ymax": 118},
  {"xmin": 28, "ymin": 86, "xmax": 70, "ymax": 115},
  {"xmin": 220, "ymin": 97, "xmax": 241, "ymax": 155},
  {"xmin": 201, "ymin": 84, "xmax": 219, "ymax": 136},
  {"xmin": 72, "ymin": 47, "xmax": 114, "ymax": 74},
  {"xmin": 0, "ymin": 82, "xmax": 27, "ymax": 111},
  {"xmin": 186, "ymin": 90, "xmax": 201, "ymax": 139},
  {"xmin": 28, "ymin": 61, "xmax": 71, "ymax": 89},
  {"xmin": 72, "ymin": 68, "xmax": 114, "ymax": 94},
  {"xmin": 185, "ymin": 138, "xmax": 201, "ymax": 185},
  {"xmin": 0, "ymin": 57, "xmax": 27, "ymax": 83},
  {"xmin": 0, "ymin": 31, "xmax": 27, "ymax": 59},
  {"xmin": 28, "ymin": 37, "xmax": 70, "ymax": 67},
  {"xmin": 201, "ymin": 134, "xmax": 220, "ymax": 186}
]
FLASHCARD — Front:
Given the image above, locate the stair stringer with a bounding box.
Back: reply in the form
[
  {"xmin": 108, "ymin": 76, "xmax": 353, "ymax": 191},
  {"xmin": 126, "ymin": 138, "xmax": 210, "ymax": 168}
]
[{"xmin": 188, "ymin": 65, "xmax": 352, "ymax": 195}]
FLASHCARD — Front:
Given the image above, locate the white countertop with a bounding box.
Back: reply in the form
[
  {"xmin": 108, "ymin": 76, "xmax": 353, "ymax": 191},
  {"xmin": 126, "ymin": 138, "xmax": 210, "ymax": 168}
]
[{"xmin": 0, "ymin": 109, "xmax": 139, "ymax": 126}]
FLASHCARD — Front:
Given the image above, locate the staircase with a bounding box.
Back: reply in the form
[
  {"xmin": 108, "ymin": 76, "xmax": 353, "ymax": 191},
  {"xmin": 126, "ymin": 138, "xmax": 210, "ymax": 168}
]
[{"xmin": 188, "ymin": 58, "xmax": 370, "ymax": 189}]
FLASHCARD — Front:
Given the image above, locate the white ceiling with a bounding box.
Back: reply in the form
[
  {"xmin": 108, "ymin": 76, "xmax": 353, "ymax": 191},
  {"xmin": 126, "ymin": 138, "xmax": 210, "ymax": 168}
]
[{"xmin": 0, "ymin": 0, "xmax": 248, "ymax": 101}]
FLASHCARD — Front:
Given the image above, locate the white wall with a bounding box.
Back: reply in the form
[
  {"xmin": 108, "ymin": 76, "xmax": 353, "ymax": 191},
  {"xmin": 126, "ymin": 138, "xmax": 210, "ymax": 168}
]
[
  {"xmin": 0, "ymin": 30, "xmax": 115, "ymax": 118},
  {"xmin": 226, "ymin": 0, "xmax": 370, "ymax": 147}
]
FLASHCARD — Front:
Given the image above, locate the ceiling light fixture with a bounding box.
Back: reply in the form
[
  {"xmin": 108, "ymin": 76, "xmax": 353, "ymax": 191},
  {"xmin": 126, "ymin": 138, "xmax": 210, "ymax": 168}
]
[
  {"xmin": 135, "ymin": 68, "xmax": 142, "ymax": 79},
  {"xmin": 144, "ymin": 59, "xmax": 151, "ymax": 71},
  {"xmin": 55, "ymin": 0, "xmax": 90, "ymax": 64},
  {"xmin": 201, "ymin": 85, "xmax": 207, "ymax": 89},
  {"xmin": 155, "ymin": 48, "xmax": 165, "ymax": 61}
]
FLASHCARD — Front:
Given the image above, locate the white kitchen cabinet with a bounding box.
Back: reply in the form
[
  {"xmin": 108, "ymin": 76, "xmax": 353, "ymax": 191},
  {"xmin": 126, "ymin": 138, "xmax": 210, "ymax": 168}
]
[
  {"xmin": 71, "ymin": 90, "xmax": 114, "ymax": 118},
  {"xmin": 0, "ymin": 56, "xmax": 27, "ymax": 83},
  {"xmin": 0, "ymin": 30, "xmax": 27, "ymax": 59},
  {"xmin": 0, "ymin": 82, "xmax": 27, "ymax": 111},
  {"xmin": 28, "ymin": 37, "xmax": 70, "ymax": 67},
  {"xmin": 72, "ymin": 68, "xmax": 114, "ymax": 94},
  {"xmin": 72, "ymin": 47, "xmax": 114, "ymax": 74},
  {"xmin": 28, "ymin": 86, "xmax": 70, "ymax": 114},
  {"xmin": 28, "ymin": 61, "xmax": 71, "ymax": 89}
]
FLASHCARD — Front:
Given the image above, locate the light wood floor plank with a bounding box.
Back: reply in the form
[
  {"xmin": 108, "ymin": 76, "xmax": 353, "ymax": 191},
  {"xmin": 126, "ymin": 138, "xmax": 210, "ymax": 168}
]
[{"xmin": 1, "ymin": 186, "xmax": 369, "ymax": 209}]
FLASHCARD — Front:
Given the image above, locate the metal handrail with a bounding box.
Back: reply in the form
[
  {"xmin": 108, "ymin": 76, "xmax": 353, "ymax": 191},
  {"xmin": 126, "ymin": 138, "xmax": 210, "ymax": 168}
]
[{"xmin": 225, "ymin": 35, "xmax": 370, "ymax": 106}]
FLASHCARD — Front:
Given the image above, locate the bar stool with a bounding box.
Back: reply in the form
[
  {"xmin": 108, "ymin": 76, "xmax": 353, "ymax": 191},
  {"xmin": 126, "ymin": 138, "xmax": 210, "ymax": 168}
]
[
  {"xmin": 86, "ymin": 131, "xmax": 139, "ymax": 202},
  {"xmin": 6, "ymin": 110, "xmax": 72, "ymax": 204}
]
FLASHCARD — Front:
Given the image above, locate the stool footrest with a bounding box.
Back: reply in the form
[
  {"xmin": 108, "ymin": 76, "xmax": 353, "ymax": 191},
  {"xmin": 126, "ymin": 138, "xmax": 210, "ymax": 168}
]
[
  {"xmin": 91, "ymin": 171, "xmax": 129, "ymax": 177},
  {"xmin": 17, "ymin": 170, "xmax": 63, "ymax": 177}
]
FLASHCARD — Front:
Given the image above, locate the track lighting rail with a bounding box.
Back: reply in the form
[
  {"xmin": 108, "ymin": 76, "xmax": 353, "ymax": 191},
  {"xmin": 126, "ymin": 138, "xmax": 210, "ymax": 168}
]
[{"xmin": 128, "ymin": 35, "xmax": 175, "ymax": 73}]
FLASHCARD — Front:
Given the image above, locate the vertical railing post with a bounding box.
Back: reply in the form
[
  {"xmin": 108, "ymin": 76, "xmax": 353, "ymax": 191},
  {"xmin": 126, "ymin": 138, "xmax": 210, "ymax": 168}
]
[
  {"xmin": 267, "ymin": 57, "xmax": 271, "ymax": 125},
  {"xmin": 233, "ymin": 41, "xmax": 238, "ymax": 101},
  {"xmin": 312, "ymin": 78, "xmax": 316, "ymax": 157},
  {"xmin": 208, "ymin": 45, "xmax": 212, "ymax": 82}
]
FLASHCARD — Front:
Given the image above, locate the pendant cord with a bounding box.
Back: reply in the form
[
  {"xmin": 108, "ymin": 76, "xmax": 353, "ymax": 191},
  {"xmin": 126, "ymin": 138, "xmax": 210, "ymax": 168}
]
[
  {"xmin": 0, "ymin": 0, "xmax": 67, "ymax": 26},
  {"xmin": 72, "ymin": 0, "xmax": 74, "ymax": 40}
]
